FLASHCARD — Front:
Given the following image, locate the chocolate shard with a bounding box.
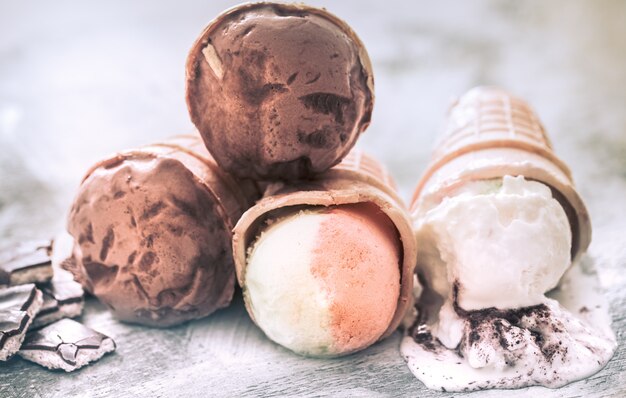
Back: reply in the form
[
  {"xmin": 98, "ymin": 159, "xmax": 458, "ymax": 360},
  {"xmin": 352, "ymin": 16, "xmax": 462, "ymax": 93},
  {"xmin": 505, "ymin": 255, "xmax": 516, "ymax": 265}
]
[
  {"xmin": 0, "ymin": 240, "xmax": 54, "ymax": 286},
  {"xmin": 18, "ymin": 318, "xmax": 116, "ymax": 372},
  {"xmin": 0, "ymin": 284, "xmax": 43, "ymax": 361},
  {"xmin": 32, "ymin": 278, "xmax": 84, "ymax": 328}
]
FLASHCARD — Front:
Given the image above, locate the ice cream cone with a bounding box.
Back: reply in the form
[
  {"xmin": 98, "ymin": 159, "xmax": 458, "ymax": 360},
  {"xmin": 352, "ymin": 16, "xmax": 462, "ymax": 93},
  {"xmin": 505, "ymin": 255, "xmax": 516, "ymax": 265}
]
[
  {"xmin": 411, "ymin": 87, "xmax": 591, "ymax": 260},
  {"xmin": 65, "ymin": 134, "xmax": 260, "ymax": 327},
  {"xmin": 185, "ymin": 2, "xmax": 374, "ymax": 180},
  {"xmin": 232, "ymin": 150, "xmax": 417, "ymax": 343}
]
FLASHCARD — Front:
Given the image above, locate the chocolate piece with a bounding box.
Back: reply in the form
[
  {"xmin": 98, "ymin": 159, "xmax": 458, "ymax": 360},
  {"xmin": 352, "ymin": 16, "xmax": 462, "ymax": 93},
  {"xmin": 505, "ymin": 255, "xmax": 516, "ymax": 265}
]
[
  {"xmin": 32, "ymin": 278, "xmax": 84, "ymax": 328},
  {"xmin": 0, "ymin": 284, "xmax": 43, "ymax": 360},
  {"xmin": 65, "ymin": 135, "xmax": 260, "ymax": 327},
  {"xmin": 0, "ymin": 240, "xmax": 54, "ymax": 286},
  {"xmin": 19, "ymin": 318, "xmax": 115, "ymax": 372},
  {"xmin": 186, "ymin": 3, "xmax": 374, "ymax": 180}
]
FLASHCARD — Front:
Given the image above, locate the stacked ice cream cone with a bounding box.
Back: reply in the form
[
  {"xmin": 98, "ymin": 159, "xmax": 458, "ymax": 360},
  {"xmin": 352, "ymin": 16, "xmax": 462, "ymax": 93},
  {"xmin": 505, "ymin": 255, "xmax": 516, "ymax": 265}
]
[
  {"xmin": 185, "ymin": 2, "xmax": 374, "ymax": 180},
  {"xmin": 65, "ymin": 135, "xmax": 259, "ymax": 327},
  {"xmin": 60, "ymin": 2, "xmax": 417, "ymax": 358},
  {"xmin": 233, "ymin": 151, "xmax": 417, "ymax": 356}
]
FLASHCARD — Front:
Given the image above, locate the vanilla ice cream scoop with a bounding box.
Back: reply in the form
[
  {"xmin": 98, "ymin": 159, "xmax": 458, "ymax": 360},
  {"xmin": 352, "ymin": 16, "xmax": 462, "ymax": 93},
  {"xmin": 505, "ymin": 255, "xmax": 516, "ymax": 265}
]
[
  {"xmin": 245, "ymin": 203, "xmax": 400, "ymax": 357},
  {"xmin": 417, "ymin": 175, "xmax": 571, "ymax": 312},
  {"xmin": 403, "ymin": 87, "xmax": 614, "ymax": 392}
]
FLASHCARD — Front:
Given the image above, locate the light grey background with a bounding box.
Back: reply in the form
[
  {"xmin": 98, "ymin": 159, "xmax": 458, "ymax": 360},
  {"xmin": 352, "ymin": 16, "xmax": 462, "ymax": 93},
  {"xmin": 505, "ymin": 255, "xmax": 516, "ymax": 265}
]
[{"xmin": 0, "ymin": 1, "xmax": 624, "ymax": 397}]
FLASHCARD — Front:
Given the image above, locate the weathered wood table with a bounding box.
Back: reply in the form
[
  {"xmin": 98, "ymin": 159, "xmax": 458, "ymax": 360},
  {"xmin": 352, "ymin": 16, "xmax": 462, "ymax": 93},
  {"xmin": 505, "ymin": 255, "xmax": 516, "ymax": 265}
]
[{"xmin": 1, "ymin": 1, "xmax": 624, "ymax": 396}]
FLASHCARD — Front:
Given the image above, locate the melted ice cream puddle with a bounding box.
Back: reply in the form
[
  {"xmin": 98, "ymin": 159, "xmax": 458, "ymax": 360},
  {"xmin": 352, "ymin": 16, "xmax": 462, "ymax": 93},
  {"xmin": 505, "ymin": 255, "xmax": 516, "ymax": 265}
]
[{"xmin": 402, "ymin": 176, "xmax": 616, "ymax": 391}]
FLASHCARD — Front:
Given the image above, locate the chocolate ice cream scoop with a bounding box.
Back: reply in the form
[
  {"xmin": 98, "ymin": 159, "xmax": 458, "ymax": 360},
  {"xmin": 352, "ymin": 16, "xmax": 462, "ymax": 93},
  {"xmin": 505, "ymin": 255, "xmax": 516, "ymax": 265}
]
[
  {"xmin": 186, "ymin": 2, "xmax": 374, "ymax": 180},
  {"xmin": 64, "ymin": 135, "xmax": 260, "ymax": 327}
]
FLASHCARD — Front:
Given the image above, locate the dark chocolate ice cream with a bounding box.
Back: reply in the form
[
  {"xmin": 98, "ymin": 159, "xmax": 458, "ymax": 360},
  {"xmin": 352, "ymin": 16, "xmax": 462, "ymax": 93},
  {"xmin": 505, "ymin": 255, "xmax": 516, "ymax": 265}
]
[
  {"xmin": 186, "ymin": 3, "xmax": 374, "ymax": 180},
  {"xmin": 65, "ymin": 135, "xmax": 260, "ymax": 327}
]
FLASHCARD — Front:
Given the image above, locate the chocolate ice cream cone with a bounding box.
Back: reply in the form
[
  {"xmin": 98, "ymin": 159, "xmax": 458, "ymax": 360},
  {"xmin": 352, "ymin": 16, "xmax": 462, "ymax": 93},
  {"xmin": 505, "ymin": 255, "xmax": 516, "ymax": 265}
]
[
  {"xmin": 185, "ymin": 3, "xmax": 374, "ymax": 180},
  {"xmin": 233, "ymin": 150, "xmax": 417, "ymax": 343},
  {"xmin": 65, "ymin": 134, "xmax": 260, "ymax": 327},
  {"xmin": 411, "ymin": 87, "xmax": 591, "ymax": 260}
]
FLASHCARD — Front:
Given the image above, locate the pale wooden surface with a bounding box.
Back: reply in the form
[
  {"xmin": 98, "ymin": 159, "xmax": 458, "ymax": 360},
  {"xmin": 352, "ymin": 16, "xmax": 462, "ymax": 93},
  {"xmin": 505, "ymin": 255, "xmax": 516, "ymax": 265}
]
[{"xmin": 1, "ymin": 1, "xmax": 625, "ymax": 397}]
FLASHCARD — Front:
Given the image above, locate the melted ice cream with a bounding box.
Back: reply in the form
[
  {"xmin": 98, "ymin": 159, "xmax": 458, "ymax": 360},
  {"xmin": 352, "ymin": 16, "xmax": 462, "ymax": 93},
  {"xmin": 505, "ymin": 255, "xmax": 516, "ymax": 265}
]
[{"xmin": 403, "ymin": 176, "xmax": 616, "ymax": 391}]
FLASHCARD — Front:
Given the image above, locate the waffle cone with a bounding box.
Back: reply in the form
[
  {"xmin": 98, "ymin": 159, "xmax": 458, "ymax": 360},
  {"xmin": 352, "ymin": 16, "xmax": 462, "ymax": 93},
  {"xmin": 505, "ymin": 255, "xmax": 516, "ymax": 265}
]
[
  {"xmin": 232, "ymin": 150, "xmax": 417, "ymax": 340},
  {"xmin": 411, "ymin": 87, "xmax": 591, "ymax": 260}
]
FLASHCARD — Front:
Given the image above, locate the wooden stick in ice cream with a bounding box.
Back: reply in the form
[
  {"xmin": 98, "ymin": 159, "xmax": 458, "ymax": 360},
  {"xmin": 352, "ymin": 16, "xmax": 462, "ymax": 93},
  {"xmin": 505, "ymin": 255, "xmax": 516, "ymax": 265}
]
[
  {"xmin": 64, "ymin": 135, "xmax": 260, "ymax": 327},
  {"xmin": 232, "ymin": 151, "xmax": 417, "ymax": 357}
]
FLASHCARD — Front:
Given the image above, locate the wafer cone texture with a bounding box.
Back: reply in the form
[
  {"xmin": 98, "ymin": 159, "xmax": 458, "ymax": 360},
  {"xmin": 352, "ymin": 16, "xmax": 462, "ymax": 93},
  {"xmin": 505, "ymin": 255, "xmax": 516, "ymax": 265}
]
[{"xmin": 411, "ymin": 87, "xmax": 591, "ymax": 260}]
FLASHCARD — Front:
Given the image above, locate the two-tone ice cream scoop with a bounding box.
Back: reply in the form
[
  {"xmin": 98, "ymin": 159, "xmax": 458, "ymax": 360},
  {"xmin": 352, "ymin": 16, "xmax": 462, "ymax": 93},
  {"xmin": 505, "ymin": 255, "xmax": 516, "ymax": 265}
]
[{"xmin": 233, "ymin": 151, "xmax": 417, "ymax": 357}]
